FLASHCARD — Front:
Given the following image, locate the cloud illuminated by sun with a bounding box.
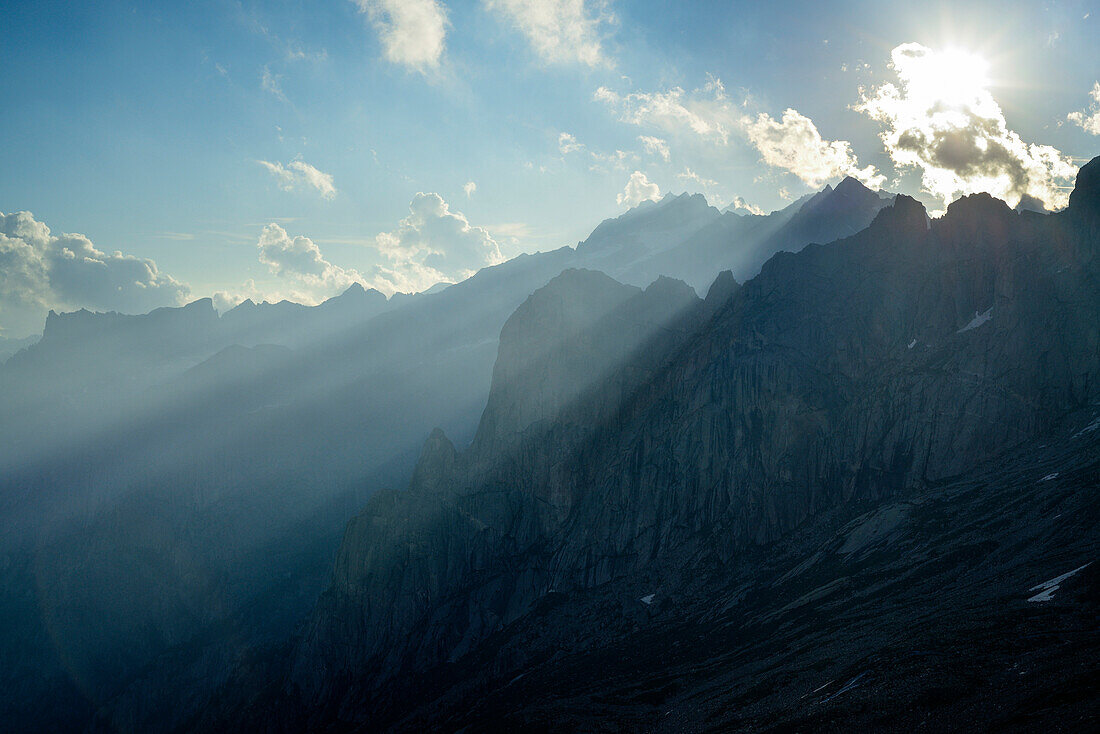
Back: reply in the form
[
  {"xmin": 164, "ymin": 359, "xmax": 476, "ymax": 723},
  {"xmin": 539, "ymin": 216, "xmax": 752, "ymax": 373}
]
[
  {"xmin": 898, "ymin": 47, "xmax": 992, "ymax": 111},
  {"xmin": 857, "ymin": 43, "xmax": 1077, "ymax": 211}
]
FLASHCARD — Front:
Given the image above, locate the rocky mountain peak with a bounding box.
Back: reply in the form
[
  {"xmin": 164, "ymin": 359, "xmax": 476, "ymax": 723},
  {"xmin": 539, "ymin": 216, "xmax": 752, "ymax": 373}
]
[
  {"xmin": 702, "ymin": 270, "xmax": 740, "ymax": 314},
  {"xmin": 643, "ymin": 274, "xmax": 698, "ymax": 302},
  {"xmin": 868, "ymin": 193, "xmax": 927, "ymax": 233},
  {"xmin": 409, "ymin": 427, "xmax": 458, "ymax": 495},
  {"xmin": 944, "ymin": 191, "xmax": 1014, "ymax": 222},
  {"xmin": 832, "ymin": 175, "xmax": 874, "ymax": 197},
  {"xmin": 1069, "ymin": 154, "xmax": 1100, "ymax": 222}
]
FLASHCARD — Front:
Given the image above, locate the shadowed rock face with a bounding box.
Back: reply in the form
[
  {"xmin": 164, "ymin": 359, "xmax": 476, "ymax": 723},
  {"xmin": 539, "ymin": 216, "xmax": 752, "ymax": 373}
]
[{"xmin": 263, "ymin": 160, "xmax": 1100, "ymax": 731}]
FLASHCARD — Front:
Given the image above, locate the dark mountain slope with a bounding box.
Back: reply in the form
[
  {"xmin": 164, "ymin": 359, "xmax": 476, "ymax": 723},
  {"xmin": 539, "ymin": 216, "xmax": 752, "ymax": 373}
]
[
  {"xmin": 256, "ymin": 159, "xmax": 1100, "ymax": 732},
  {"xmin": 387, "ymin": 409, "xmax": 1099, "ymax": 733}
]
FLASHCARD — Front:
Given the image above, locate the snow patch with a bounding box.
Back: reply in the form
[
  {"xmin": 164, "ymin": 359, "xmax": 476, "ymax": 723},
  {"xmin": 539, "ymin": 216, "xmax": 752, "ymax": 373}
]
[
  {"xmin": 639, "ymin": 593, "xmax": 655, "ymax": 605},
  {"xmin": 1027, "ymin": 563, "xmax": 1091, "ymax": 603},
  {"xmin": 1072, "ymin": 416, "xmax": 1100, "ymax": 439},
  {"xmin": 819, "ymin": 672, "xmax": 867, "ymax": 704},
  {"xmin": 957, "ymin": 306, "xmax": 992, "ymax": 333}
]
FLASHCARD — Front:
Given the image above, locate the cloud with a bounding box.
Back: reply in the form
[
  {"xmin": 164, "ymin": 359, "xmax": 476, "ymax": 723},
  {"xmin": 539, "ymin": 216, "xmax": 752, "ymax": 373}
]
[
  {"xmin": 597, "ymin": 76, "xmax": 880, "ymax": 188},
  {"xmin": 369, "ymin": 193, "xmax": 504, "ymax": 293},
  {"xmin": 256, "ymin": 223, "xmax": 363, "ymax": 302},
  {"xmin": 595, "ymin": 80, "xmax": 732, "ymax": 144},
  {"xmin": 638, "ymin": 135, "xmax": 670, "ymax": 161},
  {"xmin": 261, "ymin": 65, "xmax": 287, "ymax": 101},
  {"xmin": 558, "ymin": 131, "xmax": 585, "ymax": 154},
  {"xmin": 258, "ymin": 159, "xmax": 337, "ymax": 200},
  {"xmin": 589, "ymin": 149, "xmax": 637, "ymax": 170},
  {"xmin": 617, "ymin": 171, "xmax": 660, "ymax": 207},
  {"xmin": 484, "ymin": 0, "xmax": 611, "ymax": 67},
  {"xmin": 743, "ymin": 109, "xmax": 885, "ymax": 188},
  {"xmin": 1068, "ymin": 82, "xmax": 1100, "ymax": 135},
  {"xmin": 463, "ymin": 180, "xmax": 477, "ymax": 198},
  {"xmin": 559, "ymin": 132, "xmax": 636, "ymax": 170},
  {"xmin": 857, "ymin": 42, "xmax": 1078, "ymax": 209},
  {"xmin": 0, "ymin": 211, "xmax": 189, "ymax": 336},
  {"xmin": 677, "ymin": 167, "xmax": 718, "ymax": 188},
  {"xmin": 201, "ymin": 244, "xmax": 348, "ymax": 313},
  {"xmin": 353, "ymin": 0, "xmax": 448, "ymax": 73}
]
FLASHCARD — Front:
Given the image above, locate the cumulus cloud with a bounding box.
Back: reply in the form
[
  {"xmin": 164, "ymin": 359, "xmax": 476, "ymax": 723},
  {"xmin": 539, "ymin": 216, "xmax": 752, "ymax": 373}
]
[
  {"xmin": 368, "ymin": 193, "xmax": 504, "ymax": 293},
  {"xmin": 638, "ymin": 135, "xmax": 670, "ymax": 161},
  {"xmin": 617, "ymin": 171, "xmax": 661, "ymax": 207},
  {"xmin": 1068, "ymin": 81, "xmax": 1100, "ymax": 135},
  {"xmin": 354, "ymin": 0, "xmax": 448, "ymax": 73},
  {"xmin": 258, "ymin": 159, "xmax": 337, "ymax": 199},
  {"xmin": 0, "ymin": 211, "xmax": 189, "ymax": 336},
  {"xmin": 857, "ymin": 42, "xmax": 1078, "ymax": 209},
  {"xmin": 463, "ymin": 180, "xmax": 477, "ymax": 197},
  {"xmin": 597, "ymin": 76, "xmax": 881, "ymax": 188},
  {"xmin": 743, "ymin": 109, "xmax": 885, "ymax": 188},
  {"xmin": 484, "ymin": 0, "xmax": 610, "ymax": 67},
  {"xmin": 255, "ymin": 223, "xmax": 363, "ymax": 302},
  {"xmin": 558, "ymin": 131, "xmax": 585, "ymax": 154}
]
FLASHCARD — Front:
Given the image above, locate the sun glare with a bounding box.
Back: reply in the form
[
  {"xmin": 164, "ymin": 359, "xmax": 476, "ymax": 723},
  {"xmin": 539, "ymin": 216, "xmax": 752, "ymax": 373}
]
[
  {"xmin": 891, "ymin": 43, "xmax": 993, "ymax": 110},
  {"xmin": 920, "ymin": 48, "xmax": 989, "ymax": 105}
]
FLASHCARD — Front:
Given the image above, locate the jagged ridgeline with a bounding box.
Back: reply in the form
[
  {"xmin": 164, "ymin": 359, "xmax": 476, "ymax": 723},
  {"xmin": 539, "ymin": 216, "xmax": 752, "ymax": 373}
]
[
  {"xmin": 0, "ymin": 176, "xmax": 900, "ymax": 734},
  {"xmin": 2, "ymin": 162, "xmax": 1098, "ymax": 733},
  {"xmin": 195, "ymin": 160, "xmax": 1100, "ymax": 730}
]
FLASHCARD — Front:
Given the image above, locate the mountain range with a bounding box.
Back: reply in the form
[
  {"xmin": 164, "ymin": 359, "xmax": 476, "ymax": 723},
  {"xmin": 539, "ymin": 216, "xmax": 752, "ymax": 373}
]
[{"xmin": 1, "ymin": 165, "xmax": 1097, "ymax": 732}]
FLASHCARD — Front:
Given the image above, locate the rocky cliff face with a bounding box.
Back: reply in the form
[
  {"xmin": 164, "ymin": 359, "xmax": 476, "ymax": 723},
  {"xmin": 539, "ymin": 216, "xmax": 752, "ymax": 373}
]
[
  {"xmin": 275, "ymin": 159, "xmax": 1100, "ymax": 731},
  {"xmin": 286, "ymin": 269, "xmax": 704, "ymax": 719}
]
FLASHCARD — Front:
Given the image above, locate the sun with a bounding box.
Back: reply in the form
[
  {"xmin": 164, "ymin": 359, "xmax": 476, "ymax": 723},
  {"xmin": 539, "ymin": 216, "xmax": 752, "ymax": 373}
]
[{"xmin": 890, "ymin": 43, "xmax": 992, "ymax": 110}]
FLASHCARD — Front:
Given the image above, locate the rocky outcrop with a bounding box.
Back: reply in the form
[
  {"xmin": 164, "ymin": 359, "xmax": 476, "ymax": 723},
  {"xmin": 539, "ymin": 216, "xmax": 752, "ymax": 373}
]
[
  {"xmin": 283, "ymin": 159, "xmax": 1100, "ymax": 731},
  {"xmin": 288, "ymin": 269, "xmax": 705, "ymax": 720}
]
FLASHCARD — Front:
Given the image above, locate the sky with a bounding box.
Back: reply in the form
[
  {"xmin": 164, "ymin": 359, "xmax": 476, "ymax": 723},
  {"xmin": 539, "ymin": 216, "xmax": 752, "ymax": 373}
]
[{"xmin": 2, "ymin": 0, "xmax": 1099, "ymax": 337}]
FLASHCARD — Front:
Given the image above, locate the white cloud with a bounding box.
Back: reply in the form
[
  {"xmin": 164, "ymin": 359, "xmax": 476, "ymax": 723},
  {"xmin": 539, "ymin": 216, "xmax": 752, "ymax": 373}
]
[
  {"xmin": 558, "ymin": 131, "xmax": 585, "ymax": 154},
  {"xmin": 597, "ymin": 76, "xmax": 880, "ymax": 188},
  {"xmin": 559, "ymin": 132, "xmax": 636, "ymax": 170},
  {"xmin": 1068, "ymin": 82, "xmax": 1100, "ymax": 135},
  {"xmin": 484, "ymin": 0, "xmax": 611, "ymax": 67},
  {"xmin": 596, "ymin": 80, "xmax": 733, "ymax": 144},
  {"xmin": 369, "ymin": 193, "xmax": 504, "ymax": 293},
  {"xmin": 258, "ymin": 159, "xmax": 337, "ymax": 200},
  {"xmin": 0, "ymin": 211, "xmax": 190, "ymax": 337},
  {"xmin": 617, "ymin": 171, "xmax": 660, "ymax": 207},
  {"xmin": 261, "ymin": 65, "xmax": 287, "ymax": 101},
  {"xmin": 256, "ymin": 223, "xmax": 363, "ymax": 303},
  {"xmin": 743, "ymin": 109, "xmax": 885, "ymax": 188},
  {"xmin": 463, "ymin": 180, "xmax": 477, "ymax": 198},
  {"xmin": 857, "ymin": 42, "xmax": 1078, "ymax": 209},
  {"xmin": 589, "ymin": 149, "xmax": 637, "ymax": 170},
  {"xmin": 677, "ymin": 167, "xmax": 718, "ymax": 188},
  {"xmin": 353, "ymin": 0, "xmax": 448, "ymax": 73},
  {"xmin": 638, "ymin": 135, "xmax": 670, "ymax": 161}
]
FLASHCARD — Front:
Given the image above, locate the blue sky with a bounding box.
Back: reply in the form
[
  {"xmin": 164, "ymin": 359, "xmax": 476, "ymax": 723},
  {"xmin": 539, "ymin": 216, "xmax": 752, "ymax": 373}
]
[{"xmin": 2, "ymin": 0, "xmax": 1099, "ymax": 336}]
